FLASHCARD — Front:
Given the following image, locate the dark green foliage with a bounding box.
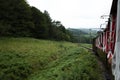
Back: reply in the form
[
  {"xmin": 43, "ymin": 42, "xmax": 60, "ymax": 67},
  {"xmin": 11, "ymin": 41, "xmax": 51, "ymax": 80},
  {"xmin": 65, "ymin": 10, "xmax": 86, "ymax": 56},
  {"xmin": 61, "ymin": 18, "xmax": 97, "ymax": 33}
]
[
  {"xmin": 0, "ymin": 0, "xmax": 72, "ymax": 41},
  {"xmin": 0, "ymin": 0, "xmax": 34, "ymax": 37},
  {"xmin": 49, "ymin": 21, "xmax": 71, "ymax": 41},
  {"xmin": 31, "ymin": 7, "xmax": 49, "ymax": 38}
]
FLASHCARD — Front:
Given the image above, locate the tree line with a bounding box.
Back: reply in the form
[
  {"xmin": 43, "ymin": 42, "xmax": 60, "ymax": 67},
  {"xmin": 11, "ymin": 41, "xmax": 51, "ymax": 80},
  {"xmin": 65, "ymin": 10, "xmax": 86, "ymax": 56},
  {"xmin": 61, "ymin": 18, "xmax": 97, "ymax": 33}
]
[
  {"xmin": 68, "ymin": 28, "xmax": 96, "ymax": 44},
  {"xmin": 0, "ymin": 0, "xmax": 73, "ymax": 41}
]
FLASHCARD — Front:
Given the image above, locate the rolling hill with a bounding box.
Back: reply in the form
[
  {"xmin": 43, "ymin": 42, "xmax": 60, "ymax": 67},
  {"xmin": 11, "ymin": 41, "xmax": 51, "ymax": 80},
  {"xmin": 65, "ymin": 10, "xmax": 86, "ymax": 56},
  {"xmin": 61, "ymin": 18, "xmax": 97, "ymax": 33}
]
[{"xmin": 68, "ymin": 28, "xmax": 97, "ymax": 43}]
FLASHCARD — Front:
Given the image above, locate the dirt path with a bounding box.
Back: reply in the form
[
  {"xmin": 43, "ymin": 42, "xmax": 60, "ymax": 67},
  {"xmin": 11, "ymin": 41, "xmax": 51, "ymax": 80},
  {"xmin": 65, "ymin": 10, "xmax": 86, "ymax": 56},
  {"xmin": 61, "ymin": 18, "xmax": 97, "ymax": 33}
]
[
  {"xmin": 81, "ymin": 46, "xmax": 113, "ymax": 80},
  {"xmin": 95, "ymin": 53, "xmax": 112, "ymax": 80}
]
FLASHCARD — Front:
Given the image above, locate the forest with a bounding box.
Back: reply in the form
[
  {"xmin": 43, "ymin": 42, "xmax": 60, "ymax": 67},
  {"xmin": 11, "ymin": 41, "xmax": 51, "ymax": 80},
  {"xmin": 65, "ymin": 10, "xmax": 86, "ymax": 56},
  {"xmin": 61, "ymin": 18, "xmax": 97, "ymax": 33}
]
[{"xmin": 0, "ymin": 0, "xmax": 73, "ymax": 41}]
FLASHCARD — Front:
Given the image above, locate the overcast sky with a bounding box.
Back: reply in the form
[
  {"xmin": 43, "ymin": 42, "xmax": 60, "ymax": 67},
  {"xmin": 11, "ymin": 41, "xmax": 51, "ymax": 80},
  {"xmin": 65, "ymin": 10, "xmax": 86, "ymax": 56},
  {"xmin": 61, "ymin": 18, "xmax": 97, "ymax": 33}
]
[{"xmin": 27, "ymin": 0, "xmax": 113, "ymax": 29}]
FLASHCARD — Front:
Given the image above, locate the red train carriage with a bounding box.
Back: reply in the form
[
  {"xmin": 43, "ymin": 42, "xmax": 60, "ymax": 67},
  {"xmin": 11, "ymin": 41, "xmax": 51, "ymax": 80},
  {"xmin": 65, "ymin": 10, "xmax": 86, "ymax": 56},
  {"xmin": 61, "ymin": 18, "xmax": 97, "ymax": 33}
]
[
  {"xmin": 93, "ymin": 0, "xmax": 120, "ymax": 79},
  {"xmin": 94, "ymin": 0, "xmax": 117, "ymax": 61}
]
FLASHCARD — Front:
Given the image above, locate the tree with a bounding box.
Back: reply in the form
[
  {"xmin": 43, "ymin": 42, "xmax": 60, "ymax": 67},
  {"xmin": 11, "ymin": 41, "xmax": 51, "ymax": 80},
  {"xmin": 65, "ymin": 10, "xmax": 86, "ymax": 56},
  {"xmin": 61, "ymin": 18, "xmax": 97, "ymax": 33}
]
[
  {"xmin": 31, "ymin": 7, "xmax": 49, "ymax": 38},
  {"xmin": 50, "ymin": 21, "xmax": 71, "ymax": 41},
  {"xmin": 0, "ymin": 0, "xmax": 73, "ymax": 42},
  {"xmin": 0, "ymin": 0, "xmax": 34, "ymax": 36}
]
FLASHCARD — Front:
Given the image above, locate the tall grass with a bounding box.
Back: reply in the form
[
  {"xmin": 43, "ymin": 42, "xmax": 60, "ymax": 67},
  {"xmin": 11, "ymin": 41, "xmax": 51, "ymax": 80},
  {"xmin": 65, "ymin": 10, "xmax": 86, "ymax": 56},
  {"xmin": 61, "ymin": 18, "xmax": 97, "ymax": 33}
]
[
  {"xmin": 0, "ymin": 37, "xmax": 103, "ymax": 80},
  {"xmin": 29, "ymin": 46, "xmax": 103, "ymax": 80}
]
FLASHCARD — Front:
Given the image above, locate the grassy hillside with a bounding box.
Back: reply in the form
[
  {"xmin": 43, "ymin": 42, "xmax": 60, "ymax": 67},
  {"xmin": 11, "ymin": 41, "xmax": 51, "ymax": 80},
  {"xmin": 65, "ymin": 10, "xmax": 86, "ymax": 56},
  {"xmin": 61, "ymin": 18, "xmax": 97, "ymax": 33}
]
[{"xmin": 0, "ymin": 37, "xmax": 103, "ymax": 80}]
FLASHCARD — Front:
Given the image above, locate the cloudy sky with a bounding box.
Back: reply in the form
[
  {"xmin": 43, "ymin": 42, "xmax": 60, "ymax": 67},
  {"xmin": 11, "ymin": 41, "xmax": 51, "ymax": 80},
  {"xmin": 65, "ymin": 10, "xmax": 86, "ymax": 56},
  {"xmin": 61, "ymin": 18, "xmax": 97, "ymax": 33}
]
[{"xmin": 27, "ymin": 0, "xmax": 113, "ymax": 29}]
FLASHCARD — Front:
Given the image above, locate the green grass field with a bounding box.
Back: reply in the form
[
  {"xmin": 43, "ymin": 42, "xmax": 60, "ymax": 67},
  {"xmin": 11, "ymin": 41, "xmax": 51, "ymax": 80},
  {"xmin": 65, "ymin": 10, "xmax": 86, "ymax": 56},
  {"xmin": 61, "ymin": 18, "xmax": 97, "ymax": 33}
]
[{"xmin": 0, "ymin": 37, "xmax": 103, "ymax": 80}]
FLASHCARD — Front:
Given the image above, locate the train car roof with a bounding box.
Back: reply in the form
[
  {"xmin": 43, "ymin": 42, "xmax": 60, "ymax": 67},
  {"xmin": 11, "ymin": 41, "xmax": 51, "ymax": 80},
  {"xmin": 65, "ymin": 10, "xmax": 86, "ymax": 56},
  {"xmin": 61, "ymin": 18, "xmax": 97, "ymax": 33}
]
[
  {"xmin": 96, "ymin": 0, "xmax": 117, "ymax": 36},
  {"xmin": 110, "ymin": 0, "xmax": 117, "ymax": 15},
  {"xmin": 103, "ymin": 0, "xmax": 118, "ymax": 31}
]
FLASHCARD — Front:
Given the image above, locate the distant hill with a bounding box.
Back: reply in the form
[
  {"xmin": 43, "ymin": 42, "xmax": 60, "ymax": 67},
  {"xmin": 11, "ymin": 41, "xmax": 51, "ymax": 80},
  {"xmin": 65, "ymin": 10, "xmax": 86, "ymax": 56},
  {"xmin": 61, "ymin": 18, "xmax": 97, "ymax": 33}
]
[
  {"xmin": 68, "ymin": 28, "xmax": 97, "ymax": 43},
  {"xmin": 79, "ymin": 28, "xmax": 97, "ymax": 34}
]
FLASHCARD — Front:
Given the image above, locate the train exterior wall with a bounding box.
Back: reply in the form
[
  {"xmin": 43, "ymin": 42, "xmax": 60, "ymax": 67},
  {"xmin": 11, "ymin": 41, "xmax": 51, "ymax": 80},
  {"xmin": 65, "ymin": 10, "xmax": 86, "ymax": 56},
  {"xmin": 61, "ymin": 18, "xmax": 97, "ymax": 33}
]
[{"xmin": 93, "ymin": 0, "xmax": 119, "ymax": 79}]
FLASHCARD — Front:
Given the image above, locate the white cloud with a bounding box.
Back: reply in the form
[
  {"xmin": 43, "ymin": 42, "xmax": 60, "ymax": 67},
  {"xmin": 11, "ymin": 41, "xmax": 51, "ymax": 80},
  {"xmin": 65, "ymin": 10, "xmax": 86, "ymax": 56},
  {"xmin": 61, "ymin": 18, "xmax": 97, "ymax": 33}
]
[{"xmin": 27, "ymin": 0, "xmax": 112, "ymax": 28}]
